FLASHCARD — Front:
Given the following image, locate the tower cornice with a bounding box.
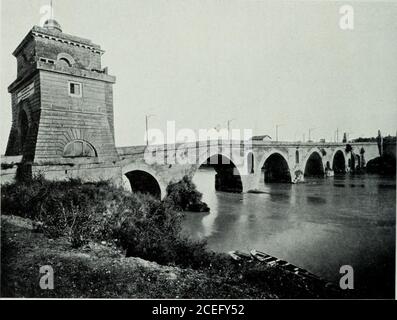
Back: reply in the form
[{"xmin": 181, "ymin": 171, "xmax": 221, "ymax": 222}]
[
  {"xmin": 13, "ymin": 26, "xmax": 104, "ymax": 57},
  {"xmin": 8, "ymin": 61, "xmax": 116, "ymax": 93}
]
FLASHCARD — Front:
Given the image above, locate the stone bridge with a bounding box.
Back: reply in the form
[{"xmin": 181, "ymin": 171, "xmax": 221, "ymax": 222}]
[
  {"xmin": 1, "ymin": 20, "xmax": 392, "ymax": 199},
  {"xmin": 0, "ymin": 137, "xmax": 388, "ymax": 200},
  {"xmin": 116, "ymin": 140, "xmax": 381, "ymax": 199}
]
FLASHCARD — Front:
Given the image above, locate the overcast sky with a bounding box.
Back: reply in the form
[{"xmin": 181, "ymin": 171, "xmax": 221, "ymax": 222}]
[{"xmin": 1, "ymin": 0, "xmax": 396, "ymax": 151}]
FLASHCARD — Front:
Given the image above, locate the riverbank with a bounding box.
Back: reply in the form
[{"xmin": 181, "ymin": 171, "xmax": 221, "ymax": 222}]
[
  {"xmin": 1, "ymin": 176, "xmax": 351, "ymax": 298},
  {"xmin": 1, "ymin": 215, "xmax": 346, "ymax": 298}
]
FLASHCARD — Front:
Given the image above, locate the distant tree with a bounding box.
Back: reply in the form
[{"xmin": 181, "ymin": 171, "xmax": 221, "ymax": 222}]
[{"xmin": 383, "ymin": 135, "xmax": 396, "ymax": 143}]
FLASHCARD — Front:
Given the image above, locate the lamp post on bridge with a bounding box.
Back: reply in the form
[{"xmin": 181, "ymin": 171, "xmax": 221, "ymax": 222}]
[
  {"xmin": 227, "ymin": 119, "xmax": 235, "ymax": 141},
  {"xmin": 275, "ymin": 124, "xmax": 284, "ymax": 142},
  {"xmin": 145, "ymin": 114, "xmax": 155, "ymax": 146},
  {"xmin": 334, "ymin": 128, "xmax": 339, "ymax": 142},
  {"xmin": 308, "ymin": 127, "xmax": 316, "ymax": 142},
  {"xmin": 346, "ymin": 131, "xmax": 354, "ymax": 142}
]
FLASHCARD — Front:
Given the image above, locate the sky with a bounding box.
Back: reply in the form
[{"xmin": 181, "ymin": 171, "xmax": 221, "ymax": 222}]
[{"xmin": 1, "ymin": 0, "xmax": 396, "ymax": 151}]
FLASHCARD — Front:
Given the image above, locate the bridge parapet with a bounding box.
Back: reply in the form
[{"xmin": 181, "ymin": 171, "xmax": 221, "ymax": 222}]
[
  {"xmin": 117, "ymin": 140, "xmax": 250, "ymax": 156},
  {"xmin": 117, "ymin": 141, "xmax": 379, "ymax": 156},
  {"xmin": 117, "ymin": 145, "xmax": 147, "ymax": 156},
  {"xmin": 251, "ymin": 141, "xmax": 378, "ymax": 148}
]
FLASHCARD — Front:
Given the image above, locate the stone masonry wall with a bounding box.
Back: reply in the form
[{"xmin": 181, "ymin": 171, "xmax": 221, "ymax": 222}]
[
  {"xmin": 5, "ymin": 72, "xmax": 41, "ymax": 162},
  {"xmin": 35, "ymin": 70, "xmax": 118, "ymax": 163},
  {"xmin": 34, "ymin": 35, "xmax": 102, "ymax": 71}
]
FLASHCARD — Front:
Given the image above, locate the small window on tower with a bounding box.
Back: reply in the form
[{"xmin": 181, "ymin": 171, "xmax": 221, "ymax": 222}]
[{"xmin": 68, "ymin": 81, "xmax": 82, "ymax": 97}]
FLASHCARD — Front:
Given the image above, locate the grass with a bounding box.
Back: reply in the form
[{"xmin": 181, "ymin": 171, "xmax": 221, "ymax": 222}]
[{"xmin": 1, "ymin": 215, "xmax": 348, "ymax": 298}]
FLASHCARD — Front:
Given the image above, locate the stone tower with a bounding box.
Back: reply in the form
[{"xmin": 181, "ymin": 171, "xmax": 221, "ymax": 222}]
[{"xmin": 5, "ymin": 19, "xmax": 120, "ymax": 181}]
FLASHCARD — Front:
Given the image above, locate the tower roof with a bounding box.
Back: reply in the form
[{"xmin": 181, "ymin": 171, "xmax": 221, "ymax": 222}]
[{"xmin": 43, "ymin": 19, "xmax": 62, "ymax": 33}]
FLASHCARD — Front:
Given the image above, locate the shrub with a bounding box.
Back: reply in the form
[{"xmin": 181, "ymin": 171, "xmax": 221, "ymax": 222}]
[
  {"xmin": 165, "ymin": 176, "xmax": 209, "ymax": 212},
  {"xmin": 1, "ymin": 176, "xmax": 128, "ymax": 246},
  {"xmin": 172, "ymin": 237, "xmax": 212, "ymax": 269},
  {"xmin": 1, "ymin": 176, "xmax": 214, "ymax": 268},
  {"xmin": 111, "ymin": 197, "xmax": 185, "ymax": 264}
]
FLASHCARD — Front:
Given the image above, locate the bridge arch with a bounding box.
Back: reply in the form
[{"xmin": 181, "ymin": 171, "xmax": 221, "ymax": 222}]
[
  {"xmin": 194, "ymin": 152, "xmax": 244, "ymax": 193},
  {"xmin": 331, "ymin": 149, "xmax": 347, "ymax": 173},
  {"xmin": 258, "ymin": 151, "xmax": 293, "ymax": 183},
  {"xmin": 303, "ymin": 149, "xmax": 325, "ymax": 177},
  {"xmin": 121, "ymin": 163, "xmax": 166, "ymax": 199}
]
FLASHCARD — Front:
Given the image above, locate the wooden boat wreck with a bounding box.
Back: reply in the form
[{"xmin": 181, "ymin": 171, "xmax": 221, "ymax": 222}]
[
  {"xmin": 229, "ymin": 249, "xmax": 324, "ymax": 282},
  {"xmin": 249, "ymin": 249, "xmax": 323, "ymax": 281},
  {"xmin": 228, "ymin": 250, "xmax": 253, "ymax": 262}
]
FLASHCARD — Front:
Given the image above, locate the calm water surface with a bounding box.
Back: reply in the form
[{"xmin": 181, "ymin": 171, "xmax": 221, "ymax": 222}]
[{"xmin": 182, "ymin": 169, "xmax": 396, "ymax": 297}]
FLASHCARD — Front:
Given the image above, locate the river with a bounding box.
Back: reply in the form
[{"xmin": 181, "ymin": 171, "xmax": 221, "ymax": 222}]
[{"xmin": 182, "ymin": 168, "xmax": 396, "ymax": 298}]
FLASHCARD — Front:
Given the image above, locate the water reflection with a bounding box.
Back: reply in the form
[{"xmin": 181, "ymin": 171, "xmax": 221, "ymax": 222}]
[
  {"xmin": 306, "ymin": 196, "xmax": 327, "ymax": 205},
  {"xmin": 182, "ymin": 168, "xmax": 396, "ymax": 298}
]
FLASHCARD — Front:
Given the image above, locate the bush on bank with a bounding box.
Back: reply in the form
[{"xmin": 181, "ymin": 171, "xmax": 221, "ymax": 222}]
[
  {"xmin": 165, "ymin": 176, "xmax": 209, "ymax": 212},
  {"xmin": 0, "ymin": 175, "xmax": 209, "ymax": 265}
]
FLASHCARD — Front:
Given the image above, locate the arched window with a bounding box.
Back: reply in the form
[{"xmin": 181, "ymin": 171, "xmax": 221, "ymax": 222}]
[
  {"xmin": 63, "ymin": 140, "xmax": 96, "ymax": 158},
  {"xmin": 57, "ymin": 53, "xmax": 75, "ymax": 67},
  {"xmin": 59, "ymin": 57, "xmax": 71, "ymax": 67},
  {"xmin": 295, "ymin": 149, "xmax": 299, "ymax": 164}
]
